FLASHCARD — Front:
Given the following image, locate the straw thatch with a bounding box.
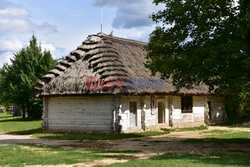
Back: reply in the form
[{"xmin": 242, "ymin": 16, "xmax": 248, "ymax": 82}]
[{"xmin": 34, "ymin": 33, "xmax": 210, "ymax": 97}]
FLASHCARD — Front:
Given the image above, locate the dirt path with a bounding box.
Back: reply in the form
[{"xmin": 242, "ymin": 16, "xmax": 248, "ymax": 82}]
[
  {"xmin": 0, "ymin": 133, "xmax": 79, "ymax": 147},
  {"xmin": 1, "ymin": 126, "xmax": 249, "ymax": 167}
]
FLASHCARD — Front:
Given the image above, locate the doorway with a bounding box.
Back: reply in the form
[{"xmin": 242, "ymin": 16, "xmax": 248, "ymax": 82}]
[
  {"xmin": 129, "ymin": 102, "xmax": 137, "ymax": 127},
  {"xmin": 208, "ymin": 101, "xmax": 212, "ymax": 120},
  {"xmin": 158, "ymin": 102, "xmax": 165, "ymax": 123}
]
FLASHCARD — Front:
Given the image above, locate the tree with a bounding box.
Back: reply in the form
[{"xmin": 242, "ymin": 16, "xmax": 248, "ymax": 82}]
[
  {"xmin": 146, "ymin": 0, "xmax": 249, "ymax": 118},
  {"xmin": 0, "ymin": 35, "xmax": 57, "ymax": 119}
]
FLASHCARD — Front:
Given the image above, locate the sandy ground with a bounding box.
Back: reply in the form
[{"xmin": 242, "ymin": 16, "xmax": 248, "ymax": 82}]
[{"xmin": 1, "ymin": 126, "xmax": 249, "ymax": 167}]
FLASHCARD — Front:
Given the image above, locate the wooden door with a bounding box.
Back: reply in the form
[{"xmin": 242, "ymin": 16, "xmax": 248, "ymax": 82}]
[
  {"xmin": 158, "ymin": 102, "xmax": 165, "ymax": 123},
  {"xmin": 129, "ymin": 102, "xmax": 137, "ymax": 127}
]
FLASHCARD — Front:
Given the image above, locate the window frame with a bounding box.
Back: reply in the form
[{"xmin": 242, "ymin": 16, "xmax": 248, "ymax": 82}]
[{"xmin": 181, "ymin": 96, "xmax": 193, "ymax": 113}]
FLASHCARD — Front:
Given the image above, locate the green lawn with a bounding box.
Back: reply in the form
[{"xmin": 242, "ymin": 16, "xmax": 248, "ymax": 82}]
[
  {"xmin": 0, "ymin": 112, "xmax": 42, "ymax": 134},
  {"xmin": 0, "ymin": 144, "xmax": 131, "ymax": 167},
  {"xmin": 101, "ymin": 153, "xmax": 250, "ymax": 167},
  {"xmin": 33, "ymin": 131, "xmax": 168, "ymax": 141},
  {"xmin": 0, "ymin": 113, "xmax": 168, "ymax": 141},
  {"xmin": 184, "ymin": 129, "xmax": 250, "ymax": 144},
  {"xmin": 203, "ymin": 129, "xmax": 250, "ymax": 139},
  {"xmin": 1, "ymin": 113, "xmax": 250, "ymax": 167},
  {"xmin": 162, "ymin": 125, "xmax": 208, "ymax": 133}
]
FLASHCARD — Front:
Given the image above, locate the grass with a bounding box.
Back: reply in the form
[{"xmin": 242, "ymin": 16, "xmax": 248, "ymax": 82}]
[
  {"xmin": 32, "ymin": 126, "xmax": 209, "ymax": 142},
  {"xmin": 1, "ymin": 113, "xmax": 250, "ymax": 166},
  {"xmin": 0, "ymin": 113, "xmax": 168, "ymax": 141},
  {"xmin": 0, "ymin": 112, "xmax": 42, "ymax": 134},
  {"xmin": 184, "ymin": 129, "xmax": 250, "ymax": 144},
  {"xmin": 0, "ymin": 144, "xmax": 131, "ymax": 167},
  {"xmin": 216, "ymin": 117, "xmax": 250, "ymax": 126},
  {"xmin": 101, "ymin": 153, "xmax": 250, "ymax": 167},
  {"xmin": 162, "ymin": 125, "xmax": 208, "ymax": 133},
  {"xmin": 203, "ymin": 129, "xmax": 250, "ymax": 138},
  {"xmin": 33, "ymin": 131, "xmax": 168, "ymax": 141}
]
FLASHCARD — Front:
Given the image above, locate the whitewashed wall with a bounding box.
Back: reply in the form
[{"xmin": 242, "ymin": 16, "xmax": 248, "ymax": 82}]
[
  {"xmin": 172, "ymin": 96, "xmax": 206, "ymax": 127},
  {"xmin": 46, "ymin": 96, "xmax": 113, "ymax": 131},
  {"xmin": 44, "ymin": 95, "xmax": 226, "ymax": 133},
  {"xmin": 144, "ymin": 96, "xmax": 170, "ymax": 129},
  {"xmin": 144, "ymin": 96, "xmax": 157, "ymax": 127},
  {"xmin": 119, "ymin": 96, "xmax": 142, "ymax": 132},
  {"xmin": 120, "ymin": 95, "xmax": 170, "ymax": 132}
]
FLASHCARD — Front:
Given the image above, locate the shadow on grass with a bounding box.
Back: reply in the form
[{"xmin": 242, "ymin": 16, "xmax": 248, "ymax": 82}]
[
  {"xmin": 0, "ymin": 144, "xmax": 136, "ymax": 167},
  {"xmin": 161, "ymin": 125, "xmax": 208, "ymax": 133},
  {"xmin": 0, "ymin": 115, "xmax": 14, "ymax": 119},
  {"xmin": 7, "ymin": 128, "xmax": 167, "ymax": 141},
  {"xmin": 212, "ymin": 117, "xmax": 250, "ymax": 127},
  {"xmin": 0, "ymin": 117, "xmax": 41, "ymax": 123},
  {"xmin": 150, "ymin": 153, "xmax": 250, "ymax": 166},
  {"xmin": 8, "ymin": 128, "xmax": 43, "ymax": 135},
  {"xmin": 183, "ymin": 138, "xmax": 250, "ymax": 144},
  {"xmin": 34, "ymin": 131, "xmax": 167, "ymax": 141}
]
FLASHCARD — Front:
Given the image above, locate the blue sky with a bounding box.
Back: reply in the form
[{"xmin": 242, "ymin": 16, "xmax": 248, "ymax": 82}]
[{"xmin": 0, "ymin": 0, "xmax": 163, "ymax": 67}]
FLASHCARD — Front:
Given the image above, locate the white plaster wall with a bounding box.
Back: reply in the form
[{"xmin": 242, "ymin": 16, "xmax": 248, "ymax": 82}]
[
  {"xmin": 47, "ymin": 96, "xmax": 113, "ymax": 131},
  {"xmin": 193, "ymin": 96, "xmax": 205, "ymax": 123},
  {"xmin": 172, "ymin": 96, "xmax": 182, "ymax": 125},
  {"xmin": 144, "ymin": 96, "xmax": 170, "ymax": 127},
  {"xmin": 172, "ymin": 96, "xmax": 206, "ymax": 127},
  {"xmin": 144, "ymin": 96, "xmax": 158, "ymax": 126},
  {"xmin": 119, "ymin": 96, "xmax": 141, "ymax": 131}
]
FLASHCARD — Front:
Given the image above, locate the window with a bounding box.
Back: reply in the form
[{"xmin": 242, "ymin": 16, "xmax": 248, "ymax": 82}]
[{"xmin": 181, "ymin": 96, "xmax": 193, "ymax": 113}]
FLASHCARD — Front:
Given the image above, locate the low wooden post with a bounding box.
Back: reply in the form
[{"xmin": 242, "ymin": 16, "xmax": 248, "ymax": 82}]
[
  {"xmin": 168, "ymin": 96, "xmax": 173, "ymax": 127},
  {"xmin": 204, "ymin": 97, "xmax": 209, "ymax": 124}
]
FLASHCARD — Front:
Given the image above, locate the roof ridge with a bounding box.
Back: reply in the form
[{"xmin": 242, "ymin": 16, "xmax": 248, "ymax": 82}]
[{"xmin": 95, "ymin": 33, "xmax": 147, "ymax": 46}]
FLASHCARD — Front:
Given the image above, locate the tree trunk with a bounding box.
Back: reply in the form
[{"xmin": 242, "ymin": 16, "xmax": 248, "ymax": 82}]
[{"xmin": 22, "ymin": 104, "xmax": 26, "ymax": 119}]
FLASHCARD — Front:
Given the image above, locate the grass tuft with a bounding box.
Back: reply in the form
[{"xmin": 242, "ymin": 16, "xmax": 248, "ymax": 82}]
[{"xmin": 103, "ymin": 153, "xmax": 250, "ymax": 167}]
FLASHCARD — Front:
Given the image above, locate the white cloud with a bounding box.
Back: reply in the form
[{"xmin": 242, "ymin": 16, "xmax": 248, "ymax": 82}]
[
  {"xmin": 0, "ymin": 7, "xmax": 57, "ymax": 35},
  {"xmin": 0, "ymin": 37, "xmax": 60, "ymax": 67},
  {"xmin": 94, "ymin": 0, "xmax": 163, "ymax": 29},
  {"xmin": 0, "ymin": 37, "xmax": 24, "ymax": 51},
  {"xmin": 0, "ymin": 8, "xmax": 28, "ymax": 17},
  {"xmin": 112, "ymin": 25, "xmax": 156, "ymax": 42},
  {"xmin": 0, "ymin": 51, "xmax": 14, "ymax": 66},
  {"xmin": 40, "ymin": 41, "xmax": 56, "ymax": 58},
  {"xmin": 0, "ymin": 37, "xmax": 24, "ymax": 67}
]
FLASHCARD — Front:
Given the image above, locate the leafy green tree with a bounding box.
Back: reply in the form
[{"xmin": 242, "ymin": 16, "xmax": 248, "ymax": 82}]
[
  {"xmin": 0, "ymin": 35, "xmax": 57, "ymax": 119},
  {"xmin": 146, "ymin": 0, "xmax": 249, "ymax": 118}
]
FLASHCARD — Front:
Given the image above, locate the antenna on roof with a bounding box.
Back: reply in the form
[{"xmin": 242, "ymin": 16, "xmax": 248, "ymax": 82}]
[{"xmin": 100, "ymin": 8, "xmax": 103, "ymax": 33}]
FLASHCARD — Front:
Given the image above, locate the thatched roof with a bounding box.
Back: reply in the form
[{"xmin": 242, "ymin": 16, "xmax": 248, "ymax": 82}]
[{"xmin": 34, "ymin": 33, "xmax": 210, "ymax": 97}]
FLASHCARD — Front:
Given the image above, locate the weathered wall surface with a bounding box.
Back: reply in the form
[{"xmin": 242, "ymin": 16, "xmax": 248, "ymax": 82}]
[
  {"xmin": 120, "ymin": 95, "xmax": 170, "ymax": 132},
  {"xmin": 171, "ymin": 96, "xmax": 206, "ymax": 127},
  {"xmin": 46, "ymin": 96, "xmax": 113, "ymax": 131},
  {"xmin": 119, "ymin": 96, "xmax": 142, "ymax": 132},
  {"xmin": 208, "ymin": 97, "xmax": 226, "ymax": 123},
  {"xmin": 144, "ymin": 96, "xmax": 170, "ymax": 130},
  {"xmin": 44, "ymin": 95, "xmax": 226, "ymax": 133}
]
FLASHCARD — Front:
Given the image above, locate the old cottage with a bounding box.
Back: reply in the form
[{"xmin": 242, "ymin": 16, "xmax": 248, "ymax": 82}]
[{"xmin": 35, "ymin": 33, "xmax": 226, "ymax": 133}]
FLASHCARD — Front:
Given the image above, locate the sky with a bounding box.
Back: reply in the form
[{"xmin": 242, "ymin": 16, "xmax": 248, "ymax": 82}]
[{"xmin": 0, "ymin": 0, "xmax": 163, "ymax": 67}]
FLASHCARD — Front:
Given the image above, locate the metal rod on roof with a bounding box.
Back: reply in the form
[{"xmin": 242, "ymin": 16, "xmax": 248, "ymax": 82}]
[{"xmin": 100, "ymin": 8, "xmax": 103, "ymax": 33}]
